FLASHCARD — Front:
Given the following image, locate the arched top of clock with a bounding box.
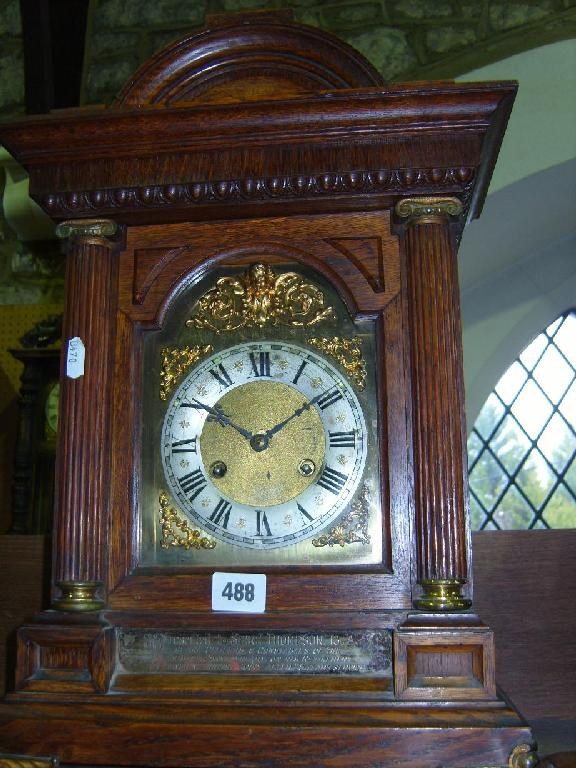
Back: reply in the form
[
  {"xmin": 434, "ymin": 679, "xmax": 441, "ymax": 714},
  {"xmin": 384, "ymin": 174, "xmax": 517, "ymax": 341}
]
[
  {"xmin": 130, "ymin": 229, "xmax": 399, "ymax": 329},
  {"xmin": 114, "ymin": 10, "xmax": 385, "ymax": 108}
]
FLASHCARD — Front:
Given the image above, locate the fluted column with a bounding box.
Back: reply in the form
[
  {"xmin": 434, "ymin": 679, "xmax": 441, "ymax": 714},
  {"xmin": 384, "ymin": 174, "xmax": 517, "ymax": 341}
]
[
  {"xmin": 52, "ymin": 219, "xmax": 119, "ymax": 612},
  {"xmin": 396, "ymin": 197, "xmax": 471, "ymax": 611}
]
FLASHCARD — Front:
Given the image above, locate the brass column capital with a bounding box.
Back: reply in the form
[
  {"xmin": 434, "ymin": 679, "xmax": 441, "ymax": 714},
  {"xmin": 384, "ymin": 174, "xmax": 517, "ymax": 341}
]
[
  {"xmin": 55, "ymin": 218, "xmax": 118, "ymax": 249},
  {"xmin": 394, "ymin": 196, "xmax": 463, "ymax": 225}
]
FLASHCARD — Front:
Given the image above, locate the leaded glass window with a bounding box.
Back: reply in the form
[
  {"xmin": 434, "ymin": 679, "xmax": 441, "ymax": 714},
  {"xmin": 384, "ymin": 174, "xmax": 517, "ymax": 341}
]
[{"xmin": 468, "ymin": 311, "xmax": 576, "ymax": 530}]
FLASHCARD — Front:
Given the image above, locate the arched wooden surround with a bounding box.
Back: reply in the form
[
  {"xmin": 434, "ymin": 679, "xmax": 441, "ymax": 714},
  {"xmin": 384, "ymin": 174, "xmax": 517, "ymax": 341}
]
[{"xmin": 114, "ymin": 12, "xmax": 384, "ymax": 107}]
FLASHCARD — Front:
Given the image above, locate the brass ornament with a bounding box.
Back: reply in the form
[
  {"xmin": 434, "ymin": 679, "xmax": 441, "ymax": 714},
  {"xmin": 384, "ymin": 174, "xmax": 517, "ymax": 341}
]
[
  {"xmin": 159, "ymin": 492, "xmax": 216, "ymax": 550},
  {"xmin": 55, "ymin": 218, "xmax": 118, "ymax": 248},
  {"xmin": 508, "ymin": 744, "xmax": 539, "ymax": 768},
  {"xmin": 394, "ymin": 196, "xmax": 463, "ymax": 224},
  {"xmin": 199, "ymin": 381, "xmax": 325, "ymax": 508},
  {"xmin": 160, "ymin": 344, "xmax": 212, "ymax": 400},
  {"xmin": 313, "ymin": 485, "xmax": 371, "ymax": 548},
  {"xmin": 307, "ymin": 336, "xmax": 366, "ymax": 391},
  {"xmin": 52, "ymin": 581, "xmax": 105, "ymax": 612},
  {"xmin": 0, "ymin": 758, "xmax": 59, "ymax": 768},
  {"xmin": 187, "ymin": 262, "xmax": 335, "ymax": 333},
  {"xmin": 414, "ymin": 579, "xmax": 472, "ymax": 612}
]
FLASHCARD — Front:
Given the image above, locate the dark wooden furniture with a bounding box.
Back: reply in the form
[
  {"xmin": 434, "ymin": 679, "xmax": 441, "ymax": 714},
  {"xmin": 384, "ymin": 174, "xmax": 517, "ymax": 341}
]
[
  {"xmin": 8, "ymin": 348, "xmax": 59, "ymax": 534},
  {"xmin": 473, "ymin": 531, "xmax": 576, "ymax": 759},
  {"xmin": 0, "ymin": 13, "xmax": 534, "ymax": 767}
]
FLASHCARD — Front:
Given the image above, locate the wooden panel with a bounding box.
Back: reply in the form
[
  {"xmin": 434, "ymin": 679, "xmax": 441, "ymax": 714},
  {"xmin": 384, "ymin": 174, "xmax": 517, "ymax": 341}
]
[
  {"xmin": 121, "ymin": 212, "xmax": 400, "ymax": 324},
  {"xmin": 394, "ymin": 623, "xmax": 496, "ymax": 701},
  {"xmin": 473, "ymin": 529, "xmax": 576, "ymax": 754},
  {"xmin": 0, "ymin": 698, "xmax": 532, "ymax": 768}
]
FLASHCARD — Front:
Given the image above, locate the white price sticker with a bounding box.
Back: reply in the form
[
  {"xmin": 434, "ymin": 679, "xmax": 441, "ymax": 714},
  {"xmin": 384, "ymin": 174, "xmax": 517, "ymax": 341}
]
[
  {"xmin": 212, "ymin": 572, "xmax": 266, "ymax": 613},
  {"xmin": 66, "ymin": 337, "xmax": 85, "ymax": 379}
]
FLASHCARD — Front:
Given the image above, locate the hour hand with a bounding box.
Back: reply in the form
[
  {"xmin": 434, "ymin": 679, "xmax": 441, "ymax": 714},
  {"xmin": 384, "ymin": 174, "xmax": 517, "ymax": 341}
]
[{"xmin": 186, "ymin": 398, "xmax": 253, "ymax": 441}]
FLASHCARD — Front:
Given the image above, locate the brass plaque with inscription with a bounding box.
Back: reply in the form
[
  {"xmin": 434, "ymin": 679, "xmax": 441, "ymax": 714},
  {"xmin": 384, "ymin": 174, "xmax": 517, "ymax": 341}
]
[{"xmin": 117, "ymin": 629, "xmax": 392, "ymax": 676}]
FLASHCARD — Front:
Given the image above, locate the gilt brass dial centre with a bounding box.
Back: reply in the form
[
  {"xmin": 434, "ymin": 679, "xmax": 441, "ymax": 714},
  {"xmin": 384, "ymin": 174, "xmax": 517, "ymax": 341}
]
[{"xmin": 199, "ymin": 381, "xmax": 325, "ymax": 507}]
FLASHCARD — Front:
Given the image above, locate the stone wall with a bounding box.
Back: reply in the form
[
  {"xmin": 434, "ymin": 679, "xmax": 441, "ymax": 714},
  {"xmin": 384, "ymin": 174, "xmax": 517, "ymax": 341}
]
[
  {"xmin": 83, "ymin": 0, "xmax": 576, "ymax": 105},
  {"xmin": 0, "ymin": 0, "xmax": 24, "ymax": 117},
  {"xmin": 0, "ymin": 0, "xmax": 574, "ymax": 113}
]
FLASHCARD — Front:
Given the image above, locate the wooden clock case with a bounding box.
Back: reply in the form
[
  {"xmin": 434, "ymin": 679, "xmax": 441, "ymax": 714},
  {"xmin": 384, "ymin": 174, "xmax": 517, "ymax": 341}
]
[{"xmin": 0, "ymin": 13, "xmax": 536, "ymax": 768}]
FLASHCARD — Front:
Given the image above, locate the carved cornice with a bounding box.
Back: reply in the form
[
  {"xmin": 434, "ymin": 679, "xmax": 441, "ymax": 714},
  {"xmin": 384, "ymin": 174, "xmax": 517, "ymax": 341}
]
[{"xmin": 41, "ymin": 168, "xmax": 475, "ymax": 218}]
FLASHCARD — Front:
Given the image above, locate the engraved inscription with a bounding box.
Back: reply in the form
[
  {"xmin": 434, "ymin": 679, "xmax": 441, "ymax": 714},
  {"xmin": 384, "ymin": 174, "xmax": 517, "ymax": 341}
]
[{"xmin": 117, "ymin": 629, "xmax": 392, "ymax": 676}]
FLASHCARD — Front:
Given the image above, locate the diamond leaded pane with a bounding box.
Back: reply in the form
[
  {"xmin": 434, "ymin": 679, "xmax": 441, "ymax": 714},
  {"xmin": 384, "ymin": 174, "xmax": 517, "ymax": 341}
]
[
  {"xmin": 565, "ymin": 457, "xmax": 576, "ymax": 495},
  {"xmin": 474, "ymin": 393, "xmax": 506, "ymax": 440},
  {"xmin": 533, "ymin": 345, "xmax": 574, "ymax": 404},
  {"xmin": 520, "ymin": 333, "xmax": 547, "ymax": 370},
  {"xmin": 554, "ymin": 314, "xmax": 576, "ymax": 366},
  {"xmin": 468, "ymin": 310, "xmax": 576, "ymax": 530},
  {"xmin": 538, "ymin": 413, "xmax": 576, "ymax": 473},
  {"xmin": 559, "ymin": 382, "xmax": 576, "ymax": 424},
  {"xmin": 490, "ymin": 415, "xmax": 531, "ymax": 475},
  {"xmin": 510, "ymin": 379, "xmax": 553, "ymax": 440},
  {"xmin": 542, "ymin": 484, "xmax": 576, "ymax": 529},
  {"xmin": 469, "ymin": 494, "xmax": 488, "ymax": 531},
  {"xmin": 469, "ymin": 449, "xmax": 508, "ymax": 512},
  {"xmin": 495, "ymin": 361, "xmax": 527, "ymax": 406},
  {"xmin": 515, "ymin": 448, "xmax": 554, "ymax": 509},
  {"xmin": 493, "ymin": 485, "xmax": 535, "ymax": 530},
  {"xmin": 467, "ymin": 430, "xmax": 483, "ymax": 466}
]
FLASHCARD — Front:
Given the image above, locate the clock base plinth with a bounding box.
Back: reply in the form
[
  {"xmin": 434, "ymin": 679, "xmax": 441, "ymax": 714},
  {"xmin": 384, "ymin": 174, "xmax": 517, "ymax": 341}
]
[
  {"xmin": 0, "ymin": 695, "xmax": 535, "ymax": 768},
  {"xmin": 0, "ymin": 611, "xmax": 535, "ymax": 768}
]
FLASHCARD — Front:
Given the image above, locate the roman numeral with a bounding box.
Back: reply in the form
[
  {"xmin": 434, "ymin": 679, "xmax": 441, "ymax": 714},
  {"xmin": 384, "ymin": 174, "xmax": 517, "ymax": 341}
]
[
  {"xmin": 317, "ymin": 387, "xmax": 343, "ymax": 410},
  {"xmin": 292, "ymin": 359, "xmax": 308, "ymax": 385},
  {"xmin": 209, "ymin": 363, "xmax": 233, "ymax": 389},
  {"xmin": 209, "ymin": 498, "xmax": 232, "ymax": 529},
  {"xmin": 317, "ymin": 466, "xmax": 348, "ymax": 495},
  {"xmin": 256, "ymin": 509, "xmax": 272, "ymax": 536},
  {"xmin": 178, "ymin": 469, "xmax": 206, "ymax": 500},
  {"xmin": 329, "ymin": 430, "xmax": 356, "ymax": 448},
  {"xmin": 171, "ymin": 437, "xmax": 197, "ymax": 453},
  {"xmin": 297, "ymin": 503, "xmax": 314, "ymax": 523},
  {"xmin": 249, "ymin": 351, "xmax": 271, "ymax": 377}
]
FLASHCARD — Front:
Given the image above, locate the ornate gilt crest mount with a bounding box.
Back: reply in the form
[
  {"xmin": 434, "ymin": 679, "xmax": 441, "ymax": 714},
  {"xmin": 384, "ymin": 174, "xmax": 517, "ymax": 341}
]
[{"xmin": 187, "ymin": 263, "xmax": 335, "ymax": 333}]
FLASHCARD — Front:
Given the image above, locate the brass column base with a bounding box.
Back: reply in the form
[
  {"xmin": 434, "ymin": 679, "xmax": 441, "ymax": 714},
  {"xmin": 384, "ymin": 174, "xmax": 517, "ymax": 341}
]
[
  {"xmin": 414, "ymin": 579, "xmax": 472, "ymax": 611},
  {"xmin": 53, "ymin": 581, "xmax": 104, "ymax": 612}
]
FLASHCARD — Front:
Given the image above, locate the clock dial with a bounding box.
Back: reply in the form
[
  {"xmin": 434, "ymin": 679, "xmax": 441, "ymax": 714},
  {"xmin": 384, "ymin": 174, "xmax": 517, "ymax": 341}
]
[
  {"xmin": 45, "ymin": 381, "xmax": 60, "ymax": 437},
  {"xmin": 161, "ymin": 341, "xmax": 367, "ymax": 549}
]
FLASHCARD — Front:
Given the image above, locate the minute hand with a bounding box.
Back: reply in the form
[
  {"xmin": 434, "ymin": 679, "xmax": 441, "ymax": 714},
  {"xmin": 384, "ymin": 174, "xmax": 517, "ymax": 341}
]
[
  {"xmin": 264, "ymin": 392, "xmax": 324, "ymax": 439},
  {"xmin": 188, "ymin": 398, "xmax": 253, "ymax": 441}
]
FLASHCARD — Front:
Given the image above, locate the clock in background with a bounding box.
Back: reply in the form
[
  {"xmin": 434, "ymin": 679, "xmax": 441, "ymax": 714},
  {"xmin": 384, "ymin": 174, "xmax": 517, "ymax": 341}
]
[{"xmin": 9, "ymin": 315, "xmax": 61, "ymax": 534}]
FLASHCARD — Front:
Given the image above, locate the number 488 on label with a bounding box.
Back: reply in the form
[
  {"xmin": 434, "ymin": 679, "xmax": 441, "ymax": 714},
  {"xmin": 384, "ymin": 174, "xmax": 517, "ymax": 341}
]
[{"xmin": 212, "ymin": 572, "xmax": 266, "ymax": 613}]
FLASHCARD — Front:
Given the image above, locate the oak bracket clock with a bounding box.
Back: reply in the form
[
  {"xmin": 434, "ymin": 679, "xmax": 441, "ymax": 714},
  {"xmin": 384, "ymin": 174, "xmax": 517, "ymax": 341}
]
[{"xmin": 0, "ymin": 12, "xmax": 538, "ymax": 768}]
